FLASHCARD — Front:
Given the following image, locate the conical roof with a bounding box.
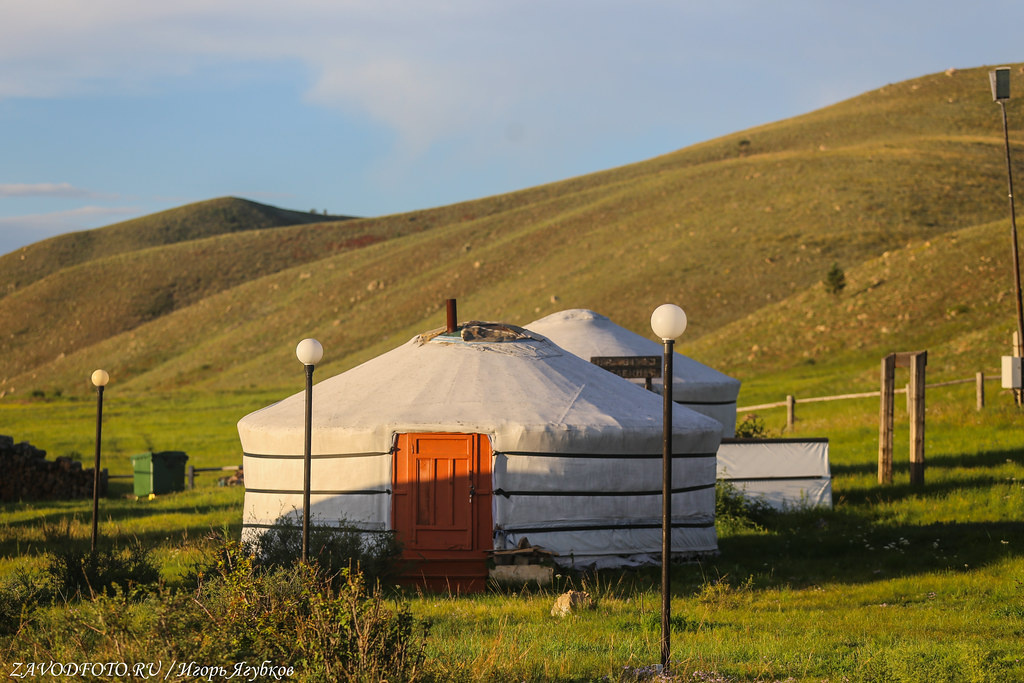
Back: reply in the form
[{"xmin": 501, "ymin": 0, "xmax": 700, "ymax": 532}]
[
  {"xmin": 238, "ymin": 322, "xmax": 723, "ymax": 457},
  {"xmin": 526, "ymin": 309, "xmax": 741, "ymax": 436},
  {"xmin": 526, "ymin": 309, "xmax": 740, "ymax": 401}
]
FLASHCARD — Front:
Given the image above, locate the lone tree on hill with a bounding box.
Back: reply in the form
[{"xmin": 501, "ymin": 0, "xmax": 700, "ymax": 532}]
[{"xmin": 825, "ymin": 262, "xmax": 846, "ymax": 296}]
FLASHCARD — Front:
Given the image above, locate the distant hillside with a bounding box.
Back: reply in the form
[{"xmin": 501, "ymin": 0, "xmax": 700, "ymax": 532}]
[
  {"xmin": 688, "ymin": 217, "xmax": 1016, "ymax": 401},
  {"xmin": 2, "ymin": 64, "xmax": 1022, "ymax": 401},
  {"xmin": 0, "ymin": 214, "xmax": 423, "ymax": 385},
  {"xmin": 0, "ymin": 197, "xmax": 347, "ymax": 297}
]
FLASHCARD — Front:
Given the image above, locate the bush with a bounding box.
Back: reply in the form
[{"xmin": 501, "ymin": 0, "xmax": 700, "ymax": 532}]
[
  {"xmin": 45, "ymin": 541, "xmax": 160, "ymax": 600},
  {"xmin": 243, "ymin": 518, "xmax": 404, "ymax": 586},
  {"xmin": 0, "ymin": 569, "xmax": 45, "ymax": 636},
  {"xmin": 3, "ymin": 538, "xmax": 428, "ymax": 681},
  {"xmin": 715, "ymin": 480, "xmax": 775, "ymax": 535},
  {"xmin": 167, "ymin": 539, "xmax": 427, "ymax": 680},
  {"xmin": 734, "ymin": 413, "xmax": 769, "ymax": 439},
  {"xmin": 824, "ymin": 262, "xmax": 846, "ymax": 295}
]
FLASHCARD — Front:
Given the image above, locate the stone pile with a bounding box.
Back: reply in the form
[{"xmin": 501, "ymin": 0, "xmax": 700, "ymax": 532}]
[
  {"xmin": 0, "ymin": 435, "xmax": 107, "ymax": 502},
  {"xmin": 550, "ymin": 590, "xmax": 594, "ymax": 618}
]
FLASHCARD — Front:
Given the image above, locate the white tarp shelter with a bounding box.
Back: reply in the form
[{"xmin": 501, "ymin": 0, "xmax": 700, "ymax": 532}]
[
  {"xmin": 716, "ymin": 438, "xmax": 832, "ymax": 510},
  {"xmin": 526, "ymin": 309, "xmax": 742, "ymax": 436},
  {"xmin": 237, "ymin": 322, "xmax": 724, "ymax": 569}
]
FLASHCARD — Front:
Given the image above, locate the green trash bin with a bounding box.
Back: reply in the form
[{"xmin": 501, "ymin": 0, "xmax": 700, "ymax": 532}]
[{"xmin": 130, "ymin": 451, "xmax": 189, "ymax": 497}]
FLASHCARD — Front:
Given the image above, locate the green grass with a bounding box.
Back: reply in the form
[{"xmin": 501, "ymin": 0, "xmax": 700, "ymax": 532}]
[
  {"xmin": 0, "ymin": 389, "xmax": 280, "ymax": 475},
  {"xmin": 0, "ymin": 390, "xmax": 269, "ymax": 578},
  {"xmin": 407, "ymin": 559, "xmax": 1022, "ymax": 681},
  {"xmin": 0, "ymin": 487, "xmax": 244, "ymax": 580},
  {"xmin": 2, "ymin": 388, "xmax": 1021, "ymax": 681}
]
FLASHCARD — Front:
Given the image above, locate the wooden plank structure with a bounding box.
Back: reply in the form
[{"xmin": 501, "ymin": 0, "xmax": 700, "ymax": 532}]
[
  {"xmin": 878, "ymin": 351, "xmax": 927, "ymax": 486},
  {"xmin": 590, "ymin": 355, "xmax": 661, "ymax": 390},
  {"xmin": 187, "ymin": 464, "xmax": 241, "ymax": 489}
]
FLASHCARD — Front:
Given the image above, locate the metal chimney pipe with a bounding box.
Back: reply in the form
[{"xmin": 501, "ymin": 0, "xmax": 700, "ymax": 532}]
[{"xmin": 446, "ymin": 299, "xmax": 457, "ymax": 333}]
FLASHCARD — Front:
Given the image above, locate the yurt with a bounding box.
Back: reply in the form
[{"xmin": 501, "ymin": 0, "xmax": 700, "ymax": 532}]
[
  {"xmin": 238, "ymin": 322, "xmax": 723, "ymax": 589},
  {"xmin": 526, "ymin": 309, "xmax": 742, "ymax": 436}
]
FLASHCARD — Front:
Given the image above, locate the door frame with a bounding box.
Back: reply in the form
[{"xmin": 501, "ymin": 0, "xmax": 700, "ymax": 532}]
[{"xmin": 391, "ymin": 432, "xmax": 493, "ymax": 563}]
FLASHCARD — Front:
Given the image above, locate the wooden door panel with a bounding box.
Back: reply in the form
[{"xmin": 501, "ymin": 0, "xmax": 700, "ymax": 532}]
[
  {"xmin": 414, "ymin": 454, "xmax": 471, "ymax": 549},
  {"xmin": 393, "ymin": 433, "xmax": 492, "ymax": 558}
]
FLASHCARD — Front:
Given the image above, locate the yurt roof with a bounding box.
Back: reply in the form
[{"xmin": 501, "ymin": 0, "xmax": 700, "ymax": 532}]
[
  {"xmin": 237, "ymin": 322, "xmax": 723, "ymax": 458},
  {"xmin": 525, "ymin": 309, "xmax": 740, "ymax": 401}
]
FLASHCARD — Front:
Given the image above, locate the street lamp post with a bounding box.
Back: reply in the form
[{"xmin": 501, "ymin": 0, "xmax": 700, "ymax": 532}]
[
  {"xmin": 90, "ymin": 369, "xmax": 109, "ymax": 552},
  {"xmin": 296, "ymin": 338, "xmax": 323, "ymax": 564},
  {"xmin": 650, "ymin": 303, "xmax": 687, "ymax": 673},
  {"xmin": 990, "ymin": 66, "xmax": 1024, "ymax": 405}
]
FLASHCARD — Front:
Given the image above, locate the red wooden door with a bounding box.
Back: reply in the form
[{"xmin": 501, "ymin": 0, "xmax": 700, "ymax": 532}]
[{"xmin": 392, "ymin": 433, "xmax": 492, "ymax": 591}]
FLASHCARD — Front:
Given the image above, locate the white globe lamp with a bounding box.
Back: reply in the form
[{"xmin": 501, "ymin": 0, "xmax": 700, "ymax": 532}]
[
  {"xmin": 296, "ymin": 338, "xmax": 324, "ymax": 366},
  {"xmin": 651, "ymin": 303, "xmax": 687, "ymax": 341}
]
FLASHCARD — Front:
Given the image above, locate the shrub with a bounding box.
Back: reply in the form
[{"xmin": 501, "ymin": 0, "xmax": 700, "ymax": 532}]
[
  {"xmin": 44, "ymin": 541, "xmax": 160, "ymax": 600},
  {"xmin": 825, "ymin": 262, "xmax": 846, "ymax": 295},
  {"xmin": 243, "ymin": 518, "xmax": 403, "ymax": 586},
  {"xmin": 3, "ymin": 538, "xmax": 428, "ymax": 681},
  {"xmin": 0, "ymin": 568, "xmax": 46, "ymax": 636},
  {"xmin": 168, "ymin": 538, "xmax": 427, "ymax": 680},
  {"xmin": 0, "ymin": 587, "xmax": 163, "ymax": 665},
  {"xmin": 715, "ymin": 480, "xmax": 774, "ymax": 535},
  {"xmin": 734, "ymin": 413, "xmax": 769, "ymax": 439}
]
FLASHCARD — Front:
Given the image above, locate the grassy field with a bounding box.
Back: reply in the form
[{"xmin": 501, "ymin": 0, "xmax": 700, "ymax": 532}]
[
  {"xmin": 0, "ymin": 389, "xmax": 269, "ymax": 577},
  {"xmin": 3, "ymin": 64, "xmax": 1024, "ymax": 680},
  {"xmin": 2, "ymin": 384, "xmax": 1021, "ymax": 681},
  {"xmin": 0, "ymin": 389, "xmax": 281, "ymax": 475}
]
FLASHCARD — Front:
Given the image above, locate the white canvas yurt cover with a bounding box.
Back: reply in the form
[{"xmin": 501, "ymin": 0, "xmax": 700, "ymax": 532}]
[
  {"xmin": 238, "ymin": 322, "xmax": 724, "ymax": 569},
  {"xmin": 526, "ymin": 309, "xmax": 742, "ymax": 436},
  {"xmin": 717, "ymin": 438, "xmax": 832, "ymax": 510}
]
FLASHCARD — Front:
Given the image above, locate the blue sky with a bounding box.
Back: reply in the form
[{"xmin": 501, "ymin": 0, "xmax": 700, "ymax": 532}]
[{"xmin": 2, "ymin": 1, "xmax": 1023, "ymax": 255}]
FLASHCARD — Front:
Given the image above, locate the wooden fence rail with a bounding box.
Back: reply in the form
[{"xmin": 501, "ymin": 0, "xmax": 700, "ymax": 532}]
[
  {"xmin": 739, "ymin": 372, "xmax": 1001, "ymax": 430},
  {"xmin": 187, "ymin": 464, "xmax": 241, "ymax": 489}
]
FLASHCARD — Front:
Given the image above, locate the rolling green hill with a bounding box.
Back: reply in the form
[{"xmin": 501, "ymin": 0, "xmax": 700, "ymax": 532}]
[
  {"xmin": 0, "ymin": 197, "xmax": 347, "ymax": 297},
  {"xmin": 2, "ymin": 64, "xmax": 1023, "ymax": 402}
]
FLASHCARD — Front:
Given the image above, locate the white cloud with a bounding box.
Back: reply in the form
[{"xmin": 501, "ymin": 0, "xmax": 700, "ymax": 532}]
[
  {"xmin": 0, "ymin": 182, "xmax": 97, "ymax": 198},
  {"xmin": 0, "ymin": 0, "xmax": 1021, "ymax": 185},
  {"xmin": 0, "ymin": 2, "xmax": 678, "ymax": 154}
]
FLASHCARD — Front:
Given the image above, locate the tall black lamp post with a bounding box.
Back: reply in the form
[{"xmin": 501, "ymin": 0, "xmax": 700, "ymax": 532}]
[
  {"xmin": 90, "ymin": 369, "xmax": 109, "ymax": 552},
  {"xmin": 990, "ymin": 66, "xmax": 1024, "ymax": 405},
  {"xmin": 650, "ymin": 303, "xmax": 687, "ymax": 672},
  {"xmin": 296, "ymin": 338, "xmax": 323, "ymax": 563}
]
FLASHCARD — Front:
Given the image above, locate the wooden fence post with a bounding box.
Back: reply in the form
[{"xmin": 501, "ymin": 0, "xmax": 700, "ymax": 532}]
[
  {"xmin": 786, "ymin": 395, "xmax": 795, "ymax": 432},
  {"xmin": 977, "ymin": 372, "xmax": 985, "ymax": 411},
  {"xmin": 908, "ymin": 352, "xmax": 927, "ymax": 486},
  {"xmin": 878, "ymin": 354, "xmax": 895, "ymax": 485}
]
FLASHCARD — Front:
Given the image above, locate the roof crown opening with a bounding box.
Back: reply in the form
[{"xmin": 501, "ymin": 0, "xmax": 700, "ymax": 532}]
[{"xmin": 420, "ymin": 321, "xmax": 537, "ymax": 345}]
